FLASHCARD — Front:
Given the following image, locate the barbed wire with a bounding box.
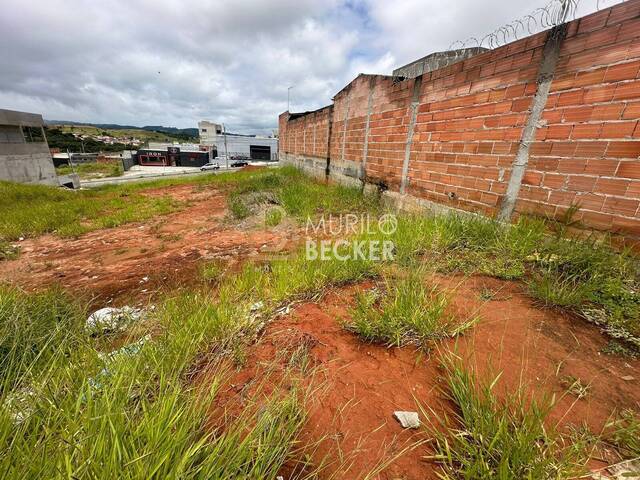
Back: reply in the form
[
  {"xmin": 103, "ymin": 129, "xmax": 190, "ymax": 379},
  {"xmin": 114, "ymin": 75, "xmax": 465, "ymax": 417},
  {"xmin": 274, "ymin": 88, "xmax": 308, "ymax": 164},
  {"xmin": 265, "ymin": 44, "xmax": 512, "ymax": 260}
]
[{"xmin": 447, "ymin": 0, "xmax": 625, "ymax": 50}]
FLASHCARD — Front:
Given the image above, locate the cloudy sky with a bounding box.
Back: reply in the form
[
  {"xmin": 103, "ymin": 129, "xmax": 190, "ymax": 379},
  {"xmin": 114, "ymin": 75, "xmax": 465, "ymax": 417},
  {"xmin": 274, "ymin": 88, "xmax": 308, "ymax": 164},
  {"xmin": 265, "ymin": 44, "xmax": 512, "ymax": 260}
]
[{"xmin": 0, "ymin": 0, "xmax": 614, "ymax": 134}]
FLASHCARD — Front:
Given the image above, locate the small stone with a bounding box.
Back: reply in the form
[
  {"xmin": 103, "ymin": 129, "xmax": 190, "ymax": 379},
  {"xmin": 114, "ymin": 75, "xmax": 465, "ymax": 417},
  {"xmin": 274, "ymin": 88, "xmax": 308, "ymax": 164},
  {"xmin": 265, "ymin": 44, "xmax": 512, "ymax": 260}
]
[
  {"xmin": 621, "ymin": 375, "xmax": 635, "ymax": 381},
  {"xmin": 393, "ymin": 411, "xmax": 420, "ymax": 429}
]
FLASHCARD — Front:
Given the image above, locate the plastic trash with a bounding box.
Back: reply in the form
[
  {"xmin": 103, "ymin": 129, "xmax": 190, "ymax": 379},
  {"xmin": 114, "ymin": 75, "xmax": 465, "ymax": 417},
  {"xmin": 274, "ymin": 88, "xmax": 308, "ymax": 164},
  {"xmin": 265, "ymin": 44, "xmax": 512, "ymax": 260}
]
[{"xmin": 86, "ymin": 306, "xmax": 143, "ymax": 334}]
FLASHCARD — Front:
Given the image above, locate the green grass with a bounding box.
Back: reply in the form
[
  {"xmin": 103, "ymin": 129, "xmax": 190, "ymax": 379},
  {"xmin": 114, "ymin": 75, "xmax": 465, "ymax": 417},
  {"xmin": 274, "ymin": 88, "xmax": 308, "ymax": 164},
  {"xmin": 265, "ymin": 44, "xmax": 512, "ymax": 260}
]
[
  {"xmin": 0, "ymin": 166, "xmax": 311, "ymax": 242},
  {"xmin": 528, "ymin": 272, "xmax": 595, "ymax": 308},
  {"xmin": 359, "ymin": 212, "xmax": 640, "ymax": 347},
  {"xmin": 424, "ymin": 355, "xmax": 587, "ymax": 479},
  {"xmin": 605, "ymin": 409, "xmax": 640, "ymax": 458},
  {"xmin": 344, "ymin": 271, "xmax": 475, "ymax": 347},
  {"xmin": 0, "ymin": 286, "xmax": 86, "ymax": 393},
  {"xmin": 0, "ymin": 180, "xmax": 180, "ymax": 240},
  {"xmin": 0, "ymin": 283, "xmax": 308, "ymax": 478},
  {"xmin": 199, "ymin": 260, "xmax": 227, "ymax": 284},
  {"xmin": 227, "ymin": 167, "xmax": 379, "ymax": 221},
  {"xmin": 56, "ymin": 160, "xmax": 124, "ymax": 179}
]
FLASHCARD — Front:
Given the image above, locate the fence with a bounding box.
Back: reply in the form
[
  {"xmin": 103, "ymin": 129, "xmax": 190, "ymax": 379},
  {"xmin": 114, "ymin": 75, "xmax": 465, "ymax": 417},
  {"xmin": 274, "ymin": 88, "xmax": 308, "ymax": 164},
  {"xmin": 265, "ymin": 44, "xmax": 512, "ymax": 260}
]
[{"xmin": 279, "ymin": 0, "xmax": 640, "ymax": 243}]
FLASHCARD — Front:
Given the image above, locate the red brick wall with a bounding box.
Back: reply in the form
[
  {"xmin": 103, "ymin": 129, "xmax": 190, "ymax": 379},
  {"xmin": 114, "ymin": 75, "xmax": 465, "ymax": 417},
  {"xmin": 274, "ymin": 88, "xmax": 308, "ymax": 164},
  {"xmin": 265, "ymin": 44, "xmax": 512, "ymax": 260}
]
[
  {"xmin": 366, "ymin": 75, "xmax": 415, "ymax": 188},
  {"xmin": 406, "ymin": 30, "xmax": 547, "ymax": 215},
  {"xmin": 519, "ymin": 1, "xmax": 640, "ymax": 237},
  {"xmin": 279, "ymin": 0, "xmax": 640, "ymax": 241}
]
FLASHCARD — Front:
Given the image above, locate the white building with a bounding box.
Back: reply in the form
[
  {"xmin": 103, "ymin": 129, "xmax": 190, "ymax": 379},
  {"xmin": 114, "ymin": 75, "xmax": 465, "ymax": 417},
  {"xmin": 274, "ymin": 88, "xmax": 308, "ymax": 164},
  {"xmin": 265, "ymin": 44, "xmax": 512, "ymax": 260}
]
[
  {"xmin": 198, "ymin": 120, "xmax": 278, "ymax": 161},
  {"xmin": 197, "ymin": 121, "xmax": 223, "ymax": 145}
]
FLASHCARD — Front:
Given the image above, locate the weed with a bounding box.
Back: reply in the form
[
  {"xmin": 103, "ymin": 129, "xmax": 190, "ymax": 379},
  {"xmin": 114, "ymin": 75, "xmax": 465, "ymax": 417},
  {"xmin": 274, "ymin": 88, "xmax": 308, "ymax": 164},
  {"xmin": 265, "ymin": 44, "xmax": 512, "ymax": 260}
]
[
  {"xmin": 230, "ymin": 166, "xmax": 379, "ymax": 220},
  {"xmin": 0, "ymin": 285, "xmax": 86, "ymax": 392},
  {"xmin": 600, "ymin": 340, "xmax": 639, "ymax": 359},
  {"xmin": 479, "ymin": 287, "xmax": 496, "ymax": 301},
  {"xmin": 560, "ymin": 375, "xmax": 591, "ymax": 399},
  {"xmin": 228, "ymin": 194, "xmax": 251, "ymax": 219},
  {"xmin": 344, "ymin": 272, "xmax": 475, "ymax": 347},
  {"xmin": 424, "ymin": 354, "xmax": 587, "ymax": 479},
  {"xmin": 0, "ymin": 241, "xmax": 19, "ymax": 261},
  {"xmin": 265, "ymin": 207, "xmax": 284, "ymax": 227},
  {"xmin": 199, "ymin": 260, "xmax": 226, "ymax": 284},
  {"xmin": 605, "ymin": 409, "xmax": 640, "ymax": 457},
  {"xmin": 529, "ymin": 271, "xmax": 595, "ymax": 308}
]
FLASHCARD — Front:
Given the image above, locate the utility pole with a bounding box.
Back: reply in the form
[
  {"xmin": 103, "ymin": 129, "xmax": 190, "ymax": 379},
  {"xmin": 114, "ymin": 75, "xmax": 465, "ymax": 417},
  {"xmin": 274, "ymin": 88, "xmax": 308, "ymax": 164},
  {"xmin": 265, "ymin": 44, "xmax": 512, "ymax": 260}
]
[
  {"xmin": 287, "ymin": 86, "xmax": 294, "ymax": 111},
  {"xmin": 222, "ymin": 123, "xmax": 229, "ymax": 170}
]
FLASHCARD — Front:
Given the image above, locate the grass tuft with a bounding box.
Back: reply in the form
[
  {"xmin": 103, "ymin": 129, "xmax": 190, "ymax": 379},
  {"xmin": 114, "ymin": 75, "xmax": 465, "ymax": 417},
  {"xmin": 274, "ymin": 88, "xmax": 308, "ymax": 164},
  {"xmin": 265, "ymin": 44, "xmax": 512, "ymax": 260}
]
[
  {"xmin": 605, "ymin": 409, "xmax": 640, "ymax": 458},
  {"xmin": 344, "ymin": 271, "xmax": 475, "ymax": 347},
  {"xmin": 424, "ymin": 354, "xmax": 587, "ymax": 479}
]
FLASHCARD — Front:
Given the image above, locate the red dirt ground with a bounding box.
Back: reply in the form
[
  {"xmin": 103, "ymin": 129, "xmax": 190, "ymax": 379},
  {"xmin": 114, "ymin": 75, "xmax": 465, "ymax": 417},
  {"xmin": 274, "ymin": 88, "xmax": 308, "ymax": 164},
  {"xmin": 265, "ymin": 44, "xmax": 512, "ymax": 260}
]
[
  {"xmin": 213, "ymin": 276, "xmax": 640, "ymax": 480},
  {"xmin": 0, "ymin": 184, "xmax": 302, "ymax": 306},
  {"xmin": 2, "ymin": 178, "xmax": 638, "ymax": 479}
]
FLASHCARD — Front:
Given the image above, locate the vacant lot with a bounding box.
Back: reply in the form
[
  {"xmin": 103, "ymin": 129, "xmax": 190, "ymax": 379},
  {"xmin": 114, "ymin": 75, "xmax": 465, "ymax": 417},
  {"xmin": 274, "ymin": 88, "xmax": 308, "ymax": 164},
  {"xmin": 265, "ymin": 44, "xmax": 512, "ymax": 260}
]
[
  {"xmin": 1, "ymin": 166, "xmax": 638, "ymax": 479},
  {"xmin": 56, "ymin": 160, "xmax": 124, "ymax": 180}
]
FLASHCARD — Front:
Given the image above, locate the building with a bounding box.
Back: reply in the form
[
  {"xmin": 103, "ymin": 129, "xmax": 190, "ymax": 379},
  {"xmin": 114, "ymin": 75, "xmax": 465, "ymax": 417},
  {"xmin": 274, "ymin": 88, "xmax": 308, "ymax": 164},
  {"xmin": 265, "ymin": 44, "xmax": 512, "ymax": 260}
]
[
  {"xmin": 197, "ymin": 121, "xmax": 223, "ymax": 145},
  {"xmin": 198, "ymin": 120, "xmax": 278, "ymax": 161},
  {"xmin": 133, "ymin": 145, "xmax": 210, "ymax": 167},
  {"xmin": 0, "ymin": 109, "xmax": 59, "ymax": 185}
]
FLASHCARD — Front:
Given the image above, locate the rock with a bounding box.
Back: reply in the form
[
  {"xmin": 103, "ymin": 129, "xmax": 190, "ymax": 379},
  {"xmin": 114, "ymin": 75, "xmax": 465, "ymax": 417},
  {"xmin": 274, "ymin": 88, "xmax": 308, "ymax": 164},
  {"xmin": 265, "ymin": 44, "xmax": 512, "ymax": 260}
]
[
  {"xmin": 621, "ymin": 375, "xmax": 635, "ymax": 381},
  {"xmin": 393, "ymin": 411, "xmax": 420, "ymax": 429}
]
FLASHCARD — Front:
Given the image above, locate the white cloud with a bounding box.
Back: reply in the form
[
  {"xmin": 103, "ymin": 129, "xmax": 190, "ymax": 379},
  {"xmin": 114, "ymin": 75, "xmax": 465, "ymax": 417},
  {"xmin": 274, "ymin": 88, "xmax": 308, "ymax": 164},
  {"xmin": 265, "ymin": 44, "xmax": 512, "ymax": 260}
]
[{"xmin": 0, "ymin": 0, "xmax": 615, "ymax": 133}]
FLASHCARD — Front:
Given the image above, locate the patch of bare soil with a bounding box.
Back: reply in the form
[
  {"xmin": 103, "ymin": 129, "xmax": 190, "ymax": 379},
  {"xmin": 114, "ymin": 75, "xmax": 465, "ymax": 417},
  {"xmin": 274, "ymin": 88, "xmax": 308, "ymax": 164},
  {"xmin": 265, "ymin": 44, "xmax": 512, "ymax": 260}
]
[
  {"xmin": 212, "ymin": 276, "xmax": 640, "ymax": 480},
  {"xmin": 0, "ymin": 184, "xmax": 302, "ymax": 306}
]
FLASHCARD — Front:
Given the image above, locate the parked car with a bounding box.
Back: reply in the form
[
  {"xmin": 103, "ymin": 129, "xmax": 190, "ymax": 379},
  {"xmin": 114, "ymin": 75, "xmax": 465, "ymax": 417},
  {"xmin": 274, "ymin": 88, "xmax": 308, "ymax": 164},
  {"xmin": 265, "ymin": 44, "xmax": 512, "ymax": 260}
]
[
  {"xmin": 200, "ymin": 162, "xmax": 220, "ymax": 171},
  {"xmin": 230, "ymin": 160, "xmax": 249, "ymax": 167}
]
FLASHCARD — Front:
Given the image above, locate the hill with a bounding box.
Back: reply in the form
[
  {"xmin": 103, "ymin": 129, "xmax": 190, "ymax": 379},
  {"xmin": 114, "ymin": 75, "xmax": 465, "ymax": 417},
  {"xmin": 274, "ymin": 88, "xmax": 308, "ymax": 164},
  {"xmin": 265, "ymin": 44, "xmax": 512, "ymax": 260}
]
[{"xmin": 46, "ymin": 121, "xmax": 199, "ymax": 141}]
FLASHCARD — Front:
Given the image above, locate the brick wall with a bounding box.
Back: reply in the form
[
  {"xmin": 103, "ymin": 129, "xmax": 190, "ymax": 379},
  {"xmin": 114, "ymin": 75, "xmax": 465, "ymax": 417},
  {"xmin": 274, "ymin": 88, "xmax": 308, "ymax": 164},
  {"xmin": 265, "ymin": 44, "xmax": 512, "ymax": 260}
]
[{"xmin": 279, "ymin": 0, "xmax": 640, "ymax": 242}]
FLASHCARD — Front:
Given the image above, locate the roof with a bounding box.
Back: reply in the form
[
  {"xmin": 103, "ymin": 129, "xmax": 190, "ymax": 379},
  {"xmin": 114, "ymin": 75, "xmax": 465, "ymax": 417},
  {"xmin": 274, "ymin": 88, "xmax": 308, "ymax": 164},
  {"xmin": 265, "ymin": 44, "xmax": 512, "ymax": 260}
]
[{"xmin": 0, "ymin": 108, "xmax": 45, "ymax": 127}]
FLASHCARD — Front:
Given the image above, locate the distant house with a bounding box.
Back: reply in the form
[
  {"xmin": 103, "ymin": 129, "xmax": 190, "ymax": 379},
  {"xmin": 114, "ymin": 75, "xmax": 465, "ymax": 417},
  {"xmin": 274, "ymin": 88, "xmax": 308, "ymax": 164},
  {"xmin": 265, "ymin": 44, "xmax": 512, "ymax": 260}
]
[{"xmin": 0, "ymin": 109, "xmax": 58, "ymax": 185}]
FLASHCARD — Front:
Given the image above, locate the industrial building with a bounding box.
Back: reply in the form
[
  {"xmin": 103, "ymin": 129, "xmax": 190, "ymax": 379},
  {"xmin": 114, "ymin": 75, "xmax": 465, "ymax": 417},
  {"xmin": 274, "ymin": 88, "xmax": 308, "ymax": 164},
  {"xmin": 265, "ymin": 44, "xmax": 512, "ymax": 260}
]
[
  {"xmin": 198, "ymin": 120, "xmax": 278, "ymax": 160},
  {"xmin": 0, "ymin": 109, "xmax": 59, "ymax": 185},
  {"xmin": 133, "ymin": 145, "xmax": 210, "ymax": 167}
]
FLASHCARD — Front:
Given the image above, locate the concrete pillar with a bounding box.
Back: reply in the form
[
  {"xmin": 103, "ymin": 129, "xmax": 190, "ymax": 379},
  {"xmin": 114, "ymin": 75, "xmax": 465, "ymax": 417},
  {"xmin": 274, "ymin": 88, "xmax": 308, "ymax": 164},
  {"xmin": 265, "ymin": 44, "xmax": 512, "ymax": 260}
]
[
  {"xmin": 361, "ymin": 76, "xmax": 376, "ymax": 181},
  {"xmin": 498, "ymin": 24, "xmax": 568, "ymax": 222},
  {"xmin": 313, "ymin": 116, "xmax": 317, "ymax": 156},
  {"xmin": 340, "ymin": 91, "xmax": 351, "ymax": 162},
  {"xmin": 400, "ymin": 76, "xmax": 423, "ymax": 195},
  {"xmin": 325, "ymin": 105, "xmax": 334, "ymax": 179}
]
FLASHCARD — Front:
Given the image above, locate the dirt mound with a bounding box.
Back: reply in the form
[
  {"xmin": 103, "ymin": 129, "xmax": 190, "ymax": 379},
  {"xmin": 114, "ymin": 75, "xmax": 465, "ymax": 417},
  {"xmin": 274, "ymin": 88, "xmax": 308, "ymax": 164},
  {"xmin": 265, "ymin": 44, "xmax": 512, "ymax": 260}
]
[{"xmin": 212, "ymin": 276, "xmax": 640, "ymax": 479}]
